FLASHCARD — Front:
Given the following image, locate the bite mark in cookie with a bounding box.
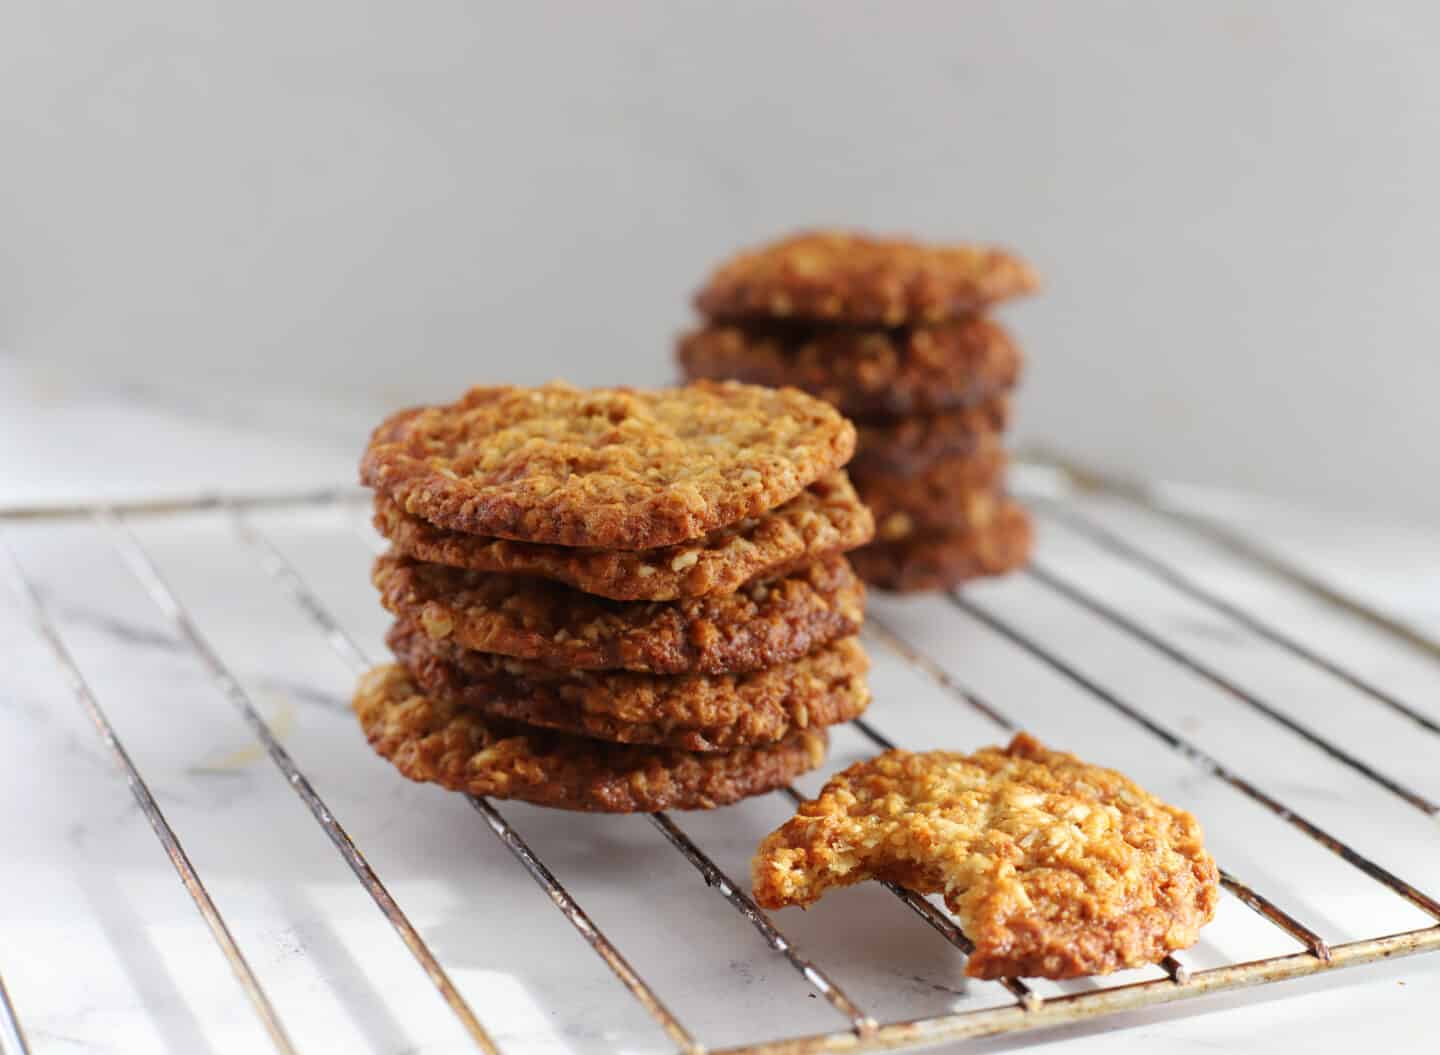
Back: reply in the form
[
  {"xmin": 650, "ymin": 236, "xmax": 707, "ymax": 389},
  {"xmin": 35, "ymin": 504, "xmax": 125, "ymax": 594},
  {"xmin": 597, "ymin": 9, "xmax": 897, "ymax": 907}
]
[{"xmin": 752, "ymin": 733, "xmax": 1219, "ymax": 978}]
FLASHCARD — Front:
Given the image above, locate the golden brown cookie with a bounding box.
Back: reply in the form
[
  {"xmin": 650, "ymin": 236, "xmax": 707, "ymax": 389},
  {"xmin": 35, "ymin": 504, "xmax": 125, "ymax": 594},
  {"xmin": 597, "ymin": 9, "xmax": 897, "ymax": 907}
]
[
  {"xmin": 374, "ymin": 551, "xmax": 865, "ymax": 674},
  {"xmin": 354, "ymin": 663, "xmax": 828, "ymax": 811},
  {"xmin": 850, "ymin": 499, "xmax": 1033, "ymax": 591},
  {"xmin": 694, "ymin": 230, "xmax": 1038, "ymax": 325},
  {"xmin": 361, "ymin": 380, "xmax": 856, "ymax": 550},
  {"xmin": 850, "ymin": 398, "xmax": 1009, "ymax": 477},
  {"xmin": 752, "ymin": 733, "xmax": 1220, "ymax": 978},
  {"xmin": 388, "ymin": 620, "xmax": 871, "ymax": 752},
  {"xmin": 373, "ymin": 472, "xmax": 874, "ymax": 602},
  {"xmin": 851, "ymin": 440, "xmax": 1009, "ymax": 540},
  {"xmin": 677, "ymin": 317, "xmax": 1021, "ymax": 419},
  {"xmin": 867, "ymin": 488, "xmax": 1003, "ymax": 544}
]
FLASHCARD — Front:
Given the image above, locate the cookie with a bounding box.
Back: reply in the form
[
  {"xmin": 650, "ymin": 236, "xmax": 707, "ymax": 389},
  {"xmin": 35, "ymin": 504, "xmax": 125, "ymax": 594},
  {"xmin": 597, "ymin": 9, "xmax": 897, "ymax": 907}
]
[
  {"xmin": 851, "ymin": 440, "xmax": 1009, "ymax": 540},
  {"xmin": 850, "ymin": 499, "xmax": 1033, "ymax": 591},
  {"xmin": 693, "ymin": 230, "xmax": 1039, "ymax": 325},
  {"xmin": 373, "ymin": 472, "xmax": 874, "ymax": 602},
  {"xmin": 388, "ymin": 621, "xmax": 871, "ymax": 752},
  {"xmin": 354, "ymin": 663, "xmax": 829, "ymax": 811},
  {"xmin": 850, "ymin": 398, "xmax": 1009, "ymax": 477},
  {"xmin": 752, "ymin": 733, "xmax": 1219, "ymax": 978},
  {"xmin": 867, "ymin": 488, "xmax": 1003, "ymax": 544},
  {"xmin": 361, "ymin": 380, "xmax": 856, "ymax": 550},
  {"xmin": 374, "ymin": 551, "xmax": 866, "ymax": 674},
  {"xmin": 677, "ymin": 317, "xmax": 1021, "ymax": 419}
]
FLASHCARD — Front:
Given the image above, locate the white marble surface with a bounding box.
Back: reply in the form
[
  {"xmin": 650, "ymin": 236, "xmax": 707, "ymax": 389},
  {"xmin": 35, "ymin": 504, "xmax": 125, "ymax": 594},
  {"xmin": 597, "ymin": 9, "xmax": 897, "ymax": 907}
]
[{"xmin": 2, "ymin": 370, "xmax": 1437, "ymax": 1054}]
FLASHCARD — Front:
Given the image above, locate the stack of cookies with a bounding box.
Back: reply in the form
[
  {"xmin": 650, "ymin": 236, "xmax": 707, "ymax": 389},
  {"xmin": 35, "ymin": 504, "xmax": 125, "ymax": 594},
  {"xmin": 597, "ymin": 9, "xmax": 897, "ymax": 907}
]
[
  {"xmin": 678, "ymin": 230, "xmax": 1038, "ymax": 592},
  {"xmin": 352, "ymin": 380, "xmax": 877, "ymax": 812}
]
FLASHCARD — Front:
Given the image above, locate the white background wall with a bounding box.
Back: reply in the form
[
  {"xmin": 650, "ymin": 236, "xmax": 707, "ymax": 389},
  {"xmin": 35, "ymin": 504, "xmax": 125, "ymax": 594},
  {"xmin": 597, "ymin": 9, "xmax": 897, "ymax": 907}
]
[{"xmin": 4, "ymin": 3, "xmax": 1438, "ymax": 519}]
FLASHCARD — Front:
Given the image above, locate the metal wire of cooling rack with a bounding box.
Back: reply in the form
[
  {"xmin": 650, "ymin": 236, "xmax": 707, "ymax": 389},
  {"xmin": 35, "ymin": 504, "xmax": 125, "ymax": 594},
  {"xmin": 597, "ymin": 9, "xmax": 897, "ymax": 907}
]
[{"xmin": 1, "ymin": 460, "xmax": 1438, "ymax": 1055}]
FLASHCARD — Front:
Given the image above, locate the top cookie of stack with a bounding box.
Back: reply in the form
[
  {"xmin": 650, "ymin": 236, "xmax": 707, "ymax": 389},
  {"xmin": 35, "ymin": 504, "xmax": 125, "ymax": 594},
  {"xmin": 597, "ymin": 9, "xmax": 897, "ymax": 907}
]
[
  {"xmin": 354, "ymin": 380, "xmax": 876, "ymax": 812},
  {"xmin": 679, "ymin": 231, "xmax": 1038, "ymax": 592},
  {"xmin": 364, "ymin": 380, "xmax": 874, "ymax": 599}
]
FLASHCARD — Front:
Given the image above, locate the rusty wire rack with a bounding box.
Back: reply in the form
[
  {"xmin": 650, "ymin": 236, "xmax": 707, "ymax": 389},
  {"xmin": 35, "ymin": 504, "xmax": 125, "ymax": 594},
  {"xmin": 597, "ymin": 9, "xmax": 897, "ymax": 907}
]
[{"xmin": 2, "ymin": 460, "xmax": 1438, "ymax": 1054}]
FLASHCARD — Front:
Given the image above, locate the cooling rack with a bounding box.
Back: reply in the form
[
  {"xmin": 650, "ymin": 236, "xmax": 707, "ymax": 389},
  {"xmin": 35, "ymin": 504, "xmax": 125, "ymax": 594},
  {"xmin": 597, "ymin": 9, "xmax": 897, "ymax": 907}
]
[{"xmin": 2, "ymin": 461, "xmax": 1437, "ymax": 1054}]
